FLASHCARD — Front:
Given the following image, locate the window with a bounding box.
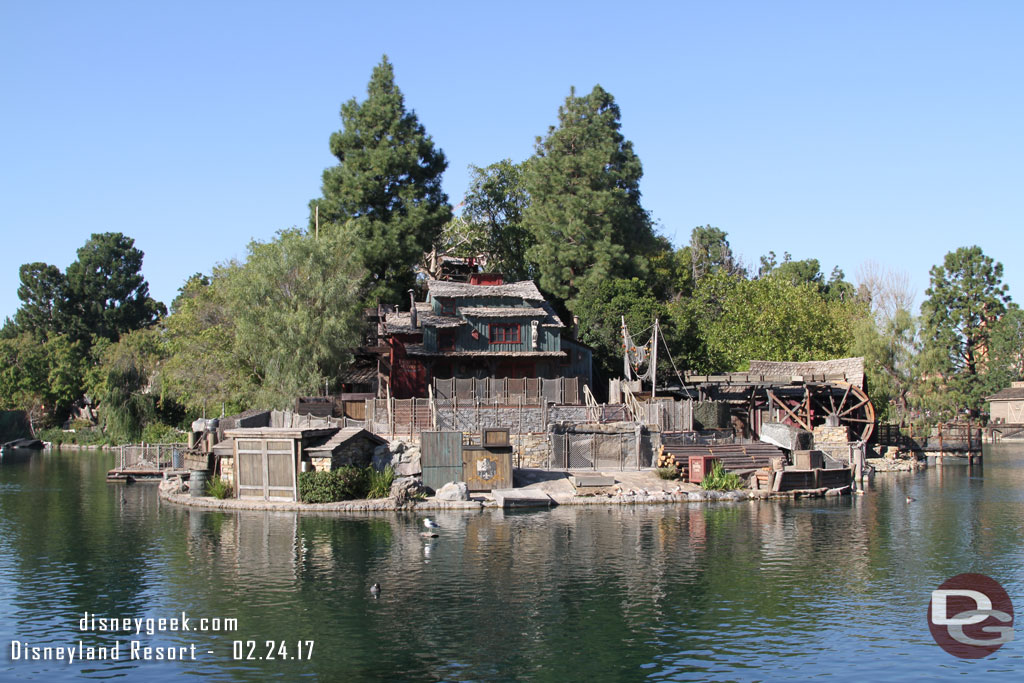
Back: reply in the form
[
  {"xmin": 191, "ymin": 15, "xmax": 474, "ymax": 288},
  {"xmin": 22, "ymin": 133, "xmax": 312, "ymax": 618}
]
[
  {"xmin": 489, "ymin": 323, "xmax": 520, "ymax": 344},
  {"xmin": 440, "ymin": 298, "xmax": 456, "ymax": 315},
  {"xmin": 439, "ymin": 330, "xmax": 456, "ymax": 351}
]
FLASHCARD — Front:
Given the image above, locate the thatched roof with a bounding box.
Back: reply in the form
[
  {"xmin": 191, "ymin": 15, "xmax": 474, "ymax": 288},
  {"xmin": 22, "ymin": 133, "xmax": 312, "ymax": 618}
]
[{"xmin": 747, "ymin": 357, "xmax": 866, "ymax": 388}]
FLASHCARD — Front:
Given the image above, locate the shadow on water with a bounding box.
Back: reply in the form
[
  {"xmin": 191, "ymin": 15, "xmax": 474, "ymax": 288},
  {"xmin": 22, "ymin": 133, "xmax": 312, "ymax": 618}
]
[{"xmin": 3, "ymin": 446, "xmax": 1024, "ymax": 681}]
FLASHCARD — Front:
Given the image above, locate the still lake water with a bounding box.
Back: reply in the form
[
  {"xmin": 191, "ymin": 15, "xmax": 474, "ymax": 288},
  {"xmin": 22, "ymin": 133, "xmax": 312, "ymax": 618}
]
[{"xmin": 1, "ymin": 446, "xmax": 1023, "ymax": 682}]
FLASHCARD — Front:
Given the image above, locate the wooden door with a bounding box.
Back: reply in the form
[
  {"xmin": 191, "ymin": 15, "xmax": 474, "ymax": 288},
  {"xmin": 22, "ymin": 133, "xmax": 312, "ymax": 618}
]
[
  {"xmin": 420, "ymin": 431, "xmax": 463, "ymax": 492},
  {"xmin": 234, "ymin": 438, "xmax": 297, "ymax": 501}
]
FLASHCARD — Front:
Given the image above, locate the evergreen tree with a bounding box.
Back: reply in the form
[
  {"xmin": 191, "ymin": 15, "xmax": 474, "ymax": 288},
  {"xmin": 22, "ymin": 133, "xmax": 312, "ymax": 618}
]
[
  {"xmin": 14, "ymin": 262, "xmax": 65, "ymax": 336},
  {"xmin": 61, "ymin": 232, "xmax": 165, "ymax": 342},
  {"xmin": 523, "ymin": 85, "xmax": 655, "ymax": 307},
  {"xmin": 920, "ymin": 246, "xmax": 1011, "ymax": 415},
  {"xmin": 312, "ymin": 56, "xmax": 451, "ymax": 305}
]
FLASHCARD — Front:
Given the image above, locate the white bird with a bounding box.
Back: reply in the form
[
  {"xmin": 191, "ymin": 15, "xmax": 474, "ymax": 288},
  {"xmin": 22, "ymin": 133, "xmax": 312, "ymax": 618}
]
[{"xmin": 423, "ymin": 518, "xmax": 440, "ymax": 530}]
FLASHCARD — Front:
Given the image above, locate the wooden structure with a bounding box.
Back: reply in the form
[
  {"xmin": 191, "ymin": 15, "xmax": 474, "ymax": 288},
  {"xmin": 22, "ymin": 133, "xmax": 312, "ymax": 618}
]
[
  {"xmin": 107, "ymin": 442, "xmax": 188, "ymax": 481},
  {"xmin": 657, "ymin": 441, "xmax": 784, "ymax": 482},
  {"xmin": 680, "ymin": 358, "xmax": 875, "ymax": 442},
  {"xmin": 224, "ymin": 427, "xmax": 335, "ymax": 501},
  {"xmin": 987, "ymin": 382, "xmax": 1024, "ymax": 425},
  {"xmin": 380, "ymin": 278, "xmax": 593, "ymax": 398},
  {"xmin": 420, "ymin": 431, "xmax": 464, "ymax": 492},
  {"xmin": 462, "ymin": 445, "xmax": 513, "ymax": 491}
]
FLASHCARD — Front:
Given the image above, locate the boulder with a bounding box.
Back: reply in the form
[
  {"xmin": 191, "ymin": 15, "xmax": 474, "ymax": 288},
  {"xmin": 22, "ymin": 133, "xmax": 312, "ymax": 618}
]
[
  {"xmin": 435, "ymin": 481, "xmax": 470, "ymax": 502},
  {"xmin": 389, "ymin": 476, "xmax": 425, "ymax": 506},
  {"xmin": 159, "ymin": 476, "xmax": 186, "ymax": 495},
  {"xmin": 394, "ymin": 452, "xmax": 421, "ymax": 477}
]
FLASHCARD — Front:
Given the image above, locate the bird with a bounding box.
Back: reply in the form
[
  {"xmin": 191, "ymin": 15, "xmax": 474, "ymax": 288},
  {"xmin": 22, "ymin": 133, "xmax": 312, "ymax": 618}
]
[
  {"xmin": 370, "ymin": 583, "xmax": 380, "ymax": 597},
  {"xmin": 905, "ymin": 495, "xmax": 916, "ymax": 503},
  {"xmin": 423, "ymin": 518, "xmax": 440, "ymax": 531}
]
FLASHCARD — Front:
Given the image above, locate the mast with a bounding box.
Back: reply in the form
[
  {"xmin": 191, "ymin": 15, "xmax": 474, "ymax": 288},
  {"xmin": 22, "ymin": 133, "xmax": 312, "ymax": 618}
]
[
  {"xmin": 622, "ymin": 315, "xmax": 632, "ymax": 381},
  {"xmin": 651, "ymin": 318, "xmax": 658, "ymax": 400}
]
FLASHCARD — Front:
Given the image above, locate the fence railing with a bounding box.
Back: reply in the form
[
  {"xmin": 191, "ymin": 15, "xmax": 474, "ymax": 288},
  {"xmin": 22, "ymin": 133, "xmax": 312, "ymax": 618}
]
[{"xmin": 118, "ymin": 443, "xmax": 189, "ymax": 471}]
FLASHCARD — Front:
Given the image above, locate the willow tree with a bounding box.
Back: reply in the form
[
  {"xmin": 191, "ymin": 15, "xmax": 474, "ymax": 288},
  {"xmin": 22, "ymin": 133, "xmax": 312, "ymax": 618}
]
[
  {"xmin": 523, "ymin": 85, "xmax": 656, "ymax": 308},
  {"xmin": 312, "ymin": 56, "xmax": 451, "ymax": 305}
]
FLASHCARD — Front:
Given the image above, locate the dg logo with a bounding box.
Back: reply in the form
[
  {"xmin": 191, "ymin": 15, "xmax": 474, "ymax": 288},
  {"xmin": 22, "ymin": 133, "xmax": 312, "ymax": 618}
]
[{"xmin": 929, "ymin": 573, "xmax": 1014, "ymax": 658}]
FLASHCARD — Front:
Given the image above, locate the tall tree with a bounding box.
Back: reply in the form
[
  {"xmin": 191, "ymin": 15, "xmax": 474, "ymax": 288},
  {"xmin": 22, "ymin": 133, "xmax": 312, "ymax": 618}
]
[
  {"xmin": 61, "ymin": 232, "xmax": 165, "ymax": 342},
  {"xmin": 312, "ymin": 56, "xmax": 451, "ymax": 305},
  {"xmin": 14, "ymin": 262, "xmax": 65, "ymax": 335},
  {"xmin": 226, "ymin": 228, "xmax": 367, "ymax": 408},
  {"xmin": 920, "ymin": 245, "xmax": 1011, "ymax": 415},
  {"xmin": 462, "ymin": 159, "xmax": 535, "ymax": 281},
  {"xmin": 523, "ymin": 85, "xmax": 655, "ymax": 307}
]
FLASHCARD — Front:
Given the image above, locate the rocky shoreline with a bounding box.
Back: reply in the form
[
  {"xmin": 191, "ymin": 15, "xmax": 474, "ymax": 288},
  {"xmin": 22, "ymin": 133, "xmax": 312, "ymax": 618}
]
[{"xmin": 158, "ymin": 480, "xmax": 851, "ymax": 513}]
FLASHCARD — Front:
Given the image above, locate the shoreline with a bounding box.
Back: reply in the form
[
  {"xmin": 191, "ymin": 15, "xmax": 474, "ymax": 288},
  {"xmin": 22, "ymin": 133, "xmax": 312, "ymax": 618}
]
[{"xmin": 158, "ymin": 483, "xmax": 851, "ymax": 513}]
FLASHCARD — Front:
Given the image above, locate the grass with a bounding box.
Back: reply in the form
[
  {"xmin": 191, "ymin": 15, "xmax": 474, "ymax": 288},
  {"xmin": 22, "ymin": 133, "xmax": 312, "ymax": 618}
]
[
  {"xmin": 700, "ymin": 461, "xmax": 745, "ymax": 491},
  {"xmin": 367, "ymin": 465, "xmax": 395, "ymax": 499},
  {"xmin": 206, "ymin": 476, "xmax": 233, "ymax": 499},
  {"xmin": 655, "ymin": 467, "xmax": 680, "ymax": 480}
]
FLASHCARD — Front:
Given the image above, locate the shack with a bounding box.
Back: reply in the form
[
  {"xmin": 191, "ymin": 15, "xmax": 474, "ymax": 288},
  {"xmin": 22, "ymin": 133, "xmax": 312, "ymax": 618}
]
[{"xmin": 222, "ymin": 427, "xmax": 336, "ymax": 502}]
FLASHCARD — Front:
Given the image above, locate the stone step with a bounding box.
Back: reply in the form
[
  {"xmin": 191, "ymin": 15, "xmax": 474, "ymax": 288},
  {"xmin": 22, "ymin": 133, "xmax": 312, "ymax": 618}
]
[{"xmin": 492, "ymin": 489, "xmax": 554, "ymax": 509}]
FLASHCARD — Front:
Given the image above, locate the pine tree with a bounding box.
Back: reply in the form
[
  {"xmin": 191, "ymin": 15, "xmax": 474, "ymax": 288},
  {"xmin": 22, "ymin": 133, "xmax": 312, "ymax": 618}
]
[
  {"xmin": 312, "ymin": 56, "xmax": 451, "ymax": 304},
  {"xmin": 523, "ymin": 85, "xmax": 655, "ymax": 307}
]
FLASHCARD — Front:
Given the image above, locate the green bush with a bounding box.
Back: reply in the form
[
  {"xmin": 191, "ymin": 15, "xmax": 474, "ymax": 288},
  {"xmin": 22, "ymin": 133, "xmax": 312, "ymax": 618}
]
[
  {"xmin": 367, "ymin": 465, "xmax": 395, "ymax": 499},
  {"xmin": 206, "ymin": 476, "xmax": 232, "ymax": 499},
  {"xmin": 655, "ymin": 467, "xmax": 680, "ymax": 480},
  {"xmin": 37, "ymin": 426, "xmax": 111, "ymax": 447},
  {"xmin": 335, "ymin": 466, "xmax": 370, "ymax": 500},
  {"xmin": 141, "ymin": 422, "xmax": 186, "ymax": 444},
  {"xmin": 700, "ymin": 461, "xmax": 745, "ymax": 491},
  {"xmin": 298, "ymin": 466, "xmax": 375, "ymax": 503}
]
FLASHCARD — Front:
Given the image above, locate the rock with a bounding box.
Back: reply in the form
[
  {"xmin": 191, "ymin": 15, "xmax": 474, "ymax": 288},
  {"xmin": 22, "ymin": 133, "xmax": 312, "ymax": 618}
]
[
  {"xmin": 687, "ymin": 491, "xmax": 706, "ymax": 502},
  {"xmin": 373, "ymin": 444, "xmax": 390, "ymax": 459},
  {"xmin": 159, "ymin": 476, "xmax": 185, "ymax": 495},
  {"xmin": 394, "ymin": 452, "xmax": 422, "ymax": 477},
  {"xmin": 389, "ymin": 476, "xmax": 425, "ymax": 506},
  {"xmin": 435, "ymin": 481, "xmax": 470, "ymax": 502}
]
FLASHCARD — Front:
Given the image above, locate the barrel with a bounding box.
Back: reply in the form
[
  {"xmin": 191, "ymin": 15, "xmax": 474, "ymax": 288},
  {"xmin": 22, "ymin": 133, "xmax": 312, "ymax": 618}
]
[{"xmin": 190, "ymin": 470, "xmax": 207, "ymax": 497}]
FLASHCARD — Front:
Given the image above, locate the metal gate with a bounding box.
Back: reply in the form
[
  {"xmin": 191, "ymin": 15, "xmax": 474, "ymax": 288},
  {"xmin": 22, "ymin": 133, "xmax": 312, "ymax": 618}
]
[
  {"xmin": 235, "ymin": 439, "xmax": 297, "ymax": 501},
  {"xmin": 549, "ymin": 432, "xmax": 641, "ymax": 470},
  {"xmin": 420, "ymin": 431, "xmax": 464, "ymax": 492}
]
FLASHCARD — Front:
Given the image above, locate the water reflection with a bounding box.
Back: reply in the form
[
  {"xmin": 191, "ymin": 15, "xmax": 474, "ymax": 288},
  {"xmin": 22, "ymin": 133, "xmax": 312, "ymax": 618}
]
[{"xmin": 3, "ymin": 447, "xmax": 1024, "ymax": 681}]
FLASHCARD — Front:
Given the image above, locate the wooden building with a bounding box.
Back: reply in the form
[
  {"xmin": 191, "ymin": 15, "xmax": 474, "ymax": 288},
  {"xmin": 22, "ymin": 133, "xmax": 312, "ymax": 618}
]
[
  {"xmin": 380, "ymin": 276, "xmax": 593, "ymax": 398},
  {"xmin": 987, "ymin": 382, "xmax": 1024, "ymax": 423}
]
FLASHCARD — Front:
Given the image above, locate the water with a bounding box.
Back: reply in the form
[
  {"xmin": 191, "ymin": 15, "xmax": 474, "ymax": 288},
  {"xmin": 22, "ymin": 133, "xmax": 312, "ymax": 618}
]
[{"xmin": 2, "ymin": 446, "xmax": 1024, "ymax": 681}]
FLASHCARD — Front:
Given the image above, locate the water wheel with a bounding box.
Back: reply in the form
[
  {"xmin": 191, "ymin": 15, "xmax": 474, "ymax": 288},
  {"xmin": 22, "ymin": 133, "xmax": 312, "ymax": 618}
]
[{"xmin": 750, "ymin": 381, "xmax": 875, "ymax": 442}]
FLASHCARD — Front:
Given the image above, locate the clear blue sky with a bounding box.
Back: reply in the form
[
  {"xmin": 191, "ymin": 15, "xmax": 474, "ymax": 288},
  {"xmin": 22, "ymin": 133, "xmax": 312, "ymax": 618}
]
[{"xmin": 2, "ymin": 1, "xmax": 1021, "ymax": 323}]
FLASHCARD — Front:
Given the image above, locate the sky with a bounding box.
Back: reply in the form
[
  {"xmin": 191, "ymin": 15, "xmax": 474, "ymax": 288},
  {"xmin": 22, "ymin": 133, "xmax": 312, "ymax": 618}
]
[{"xmin": 1, "ymin": 1, "xmax": 1021, "ymax": 323}]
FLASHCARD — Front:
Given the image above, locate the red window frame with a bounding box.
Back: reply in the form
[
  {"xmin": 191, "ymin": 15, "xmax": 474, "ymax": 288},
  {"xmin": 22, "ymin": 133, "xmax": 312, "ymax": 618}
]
[
  {"xmin": 488, "ymin": 323, "xmax": 520, "ymax": 344},
  {"xmin": 440, "ymin": 298, "xmax": 455, "ymax": 315},
  {"xmin": 439, "ymin": 329, "xmax": 456, "ymax": 351}
]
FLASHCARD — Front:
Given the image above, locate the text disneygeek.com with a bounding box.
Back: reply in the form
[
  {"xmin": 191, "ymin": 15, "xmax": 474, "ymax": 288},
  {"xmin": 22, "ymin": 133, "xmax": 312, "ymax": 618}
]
[{"xmin": 6, "ymin": 611, "xmax": 312, "ymax": 665}]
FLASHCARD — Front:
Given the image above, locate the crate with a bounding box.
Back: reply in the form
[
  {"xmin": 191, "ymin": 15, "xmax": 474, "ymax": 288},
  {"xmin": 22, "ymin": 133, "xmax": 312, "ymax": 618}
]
[
  {"xmin": 793, "ymin": 450, "xmax": 824, "ymax": 470},
  {"xmin": 482, "ymin": 428, "xmax": 510, "ymax": 447},
  {"xmin": 687, "ymin": 455, "xmax": 720, "ymax": 484},
  {"xmin": 462, "ymin": 446, "xmax": 512, "ymax": 491}
]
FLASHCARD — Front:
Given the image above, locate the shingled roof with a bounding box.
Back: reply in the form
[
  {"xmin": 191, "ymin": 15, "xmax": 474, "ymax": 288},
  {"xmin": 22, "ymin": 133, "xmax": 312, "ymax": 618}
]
[
  {"xmin": 987, "ymin": 387, "xmax": 1024, "ymax": 401},
  {"xmin": 426, "ymin": 279, "xmax": 545, "ymax": 301},
  {"xmin": 747, "ymin": 357, "xmax": 866, "ymax": 388}
]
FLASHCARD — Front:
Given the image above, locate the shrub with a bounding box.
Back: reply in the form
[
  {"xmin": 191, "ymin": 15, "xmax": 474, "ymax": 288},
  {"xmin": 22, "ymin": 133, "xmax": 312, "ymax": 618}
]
[
  {"xmin": 335, "ymin": 466, "xmax": 370, "ymax": 500},
  {"xmin": 206, "ymin": 476, "xmax": 232, "ymax": 499},
  {"xmin": 700, "ymin": 461, "xmax": 745, "ymax": 491},
  {"xmin": 141, "ymin": 422, "xmax": 186, "ymax": 444},
  {"xmin": 655, "ymin": 467, "xmax": 679, "ymax": 480},
  {"xmin": 367, "ymin": 465, "xmax": 395, "ymax": 499},
  {"xmin": 299, "ymin": 471, "xmax": 345, "ymax": 503},
  {"xmin": 298, "ymin": 467, "xmax": 371, "ymax": 503}
]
